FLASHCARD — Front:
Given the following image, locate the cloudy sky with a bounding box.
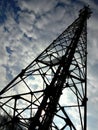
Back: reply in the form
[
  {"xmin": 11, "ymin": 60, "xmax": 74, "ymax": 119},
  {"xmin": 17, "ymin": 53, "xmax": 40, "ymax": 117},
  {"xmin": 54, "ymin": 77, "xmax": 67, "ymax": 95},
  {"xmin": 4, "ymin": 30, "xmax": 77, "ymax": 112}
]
[{"xmin": 0, "ymin": 0, "xmax": 98, "ymax": 130}]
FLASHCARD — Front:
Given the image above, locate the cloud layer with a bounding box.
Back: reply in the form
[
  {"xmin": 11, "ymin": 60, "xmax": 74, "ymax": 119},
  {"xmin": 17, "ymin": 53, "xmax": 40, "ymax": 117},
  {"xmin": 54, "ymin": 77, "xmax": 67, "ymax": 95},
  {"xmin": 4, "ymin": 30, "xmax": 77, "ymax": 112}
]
[{"xmin": 0, "ymin": 0, "xmax": 98, "ymax": 130}]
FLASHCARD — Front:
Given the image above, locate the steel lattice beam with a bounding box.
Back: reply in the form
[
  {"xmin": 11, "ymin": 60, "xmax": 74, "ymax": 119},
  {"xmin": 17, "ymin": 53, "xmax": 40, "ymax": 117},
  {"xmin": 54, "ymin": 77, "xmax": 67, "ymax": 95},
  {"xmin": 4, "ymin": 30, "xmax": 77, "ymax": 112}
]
[{"xmin": 0, "ymin": 6, "xmax": 91, "ymax": 130}]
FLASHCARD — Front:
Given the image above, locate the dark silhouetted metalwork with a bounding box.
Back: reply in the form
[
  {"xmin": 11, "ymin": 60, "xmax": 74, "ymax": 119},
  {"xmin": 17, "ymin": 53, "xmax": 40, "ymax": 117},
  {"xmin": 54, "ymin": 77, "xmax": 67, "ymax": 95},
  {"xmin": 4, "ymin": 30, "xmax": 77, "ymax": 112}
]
[{"xmin": 0, "ymin": 6, "xmax": 91, "ymax": 130}]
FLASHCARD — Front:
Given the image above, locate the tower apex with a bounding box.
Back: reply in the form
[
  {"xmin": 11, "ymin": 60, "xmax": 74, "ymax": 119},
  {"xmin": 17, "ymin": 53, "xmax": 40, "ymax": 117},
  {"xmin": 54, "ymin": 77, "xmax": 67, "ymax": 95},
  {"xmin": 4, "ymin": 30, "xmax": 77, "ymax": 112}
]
[{"xmin": 79, "ymin": 5, "xmax": 92, "ymax": 18}]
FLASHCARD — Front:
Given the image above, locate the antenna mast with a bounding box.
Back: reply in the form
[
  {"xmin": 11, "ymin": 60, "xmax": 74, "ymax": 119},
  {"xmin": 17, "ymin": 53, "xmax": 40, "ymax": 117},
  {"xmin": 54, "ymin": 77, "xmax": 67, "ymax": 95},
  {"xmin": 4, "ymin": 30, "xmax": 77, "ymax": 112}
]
[{"xmin": 0, "ymin": 6, "xmax": 91, "ymax": 130}]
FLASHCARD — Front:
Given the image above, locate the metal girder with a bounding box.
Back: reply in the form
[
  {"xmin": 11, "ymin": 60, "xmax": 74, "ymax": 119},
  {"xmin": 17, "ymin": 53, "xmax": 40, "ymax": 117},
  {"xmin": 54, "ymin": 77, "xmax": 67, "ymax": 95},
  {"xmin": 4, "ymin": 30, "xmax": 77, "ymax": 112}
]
[{"xmin": 0, "ymin": 6, "xmax": 91, "ymax": 130}]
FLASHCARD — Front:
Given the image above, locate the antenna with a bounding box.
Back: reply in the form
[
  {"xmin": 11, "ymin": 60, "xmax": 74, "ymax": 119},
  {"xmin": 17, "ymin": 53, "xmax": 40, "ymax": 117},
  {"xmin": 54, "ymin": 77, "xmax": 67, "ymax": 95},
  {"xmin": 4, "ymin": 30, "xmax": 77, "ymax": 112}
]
[{"xmin": 0, "ymin": 6, "xmax": 91, "ymax": 130}]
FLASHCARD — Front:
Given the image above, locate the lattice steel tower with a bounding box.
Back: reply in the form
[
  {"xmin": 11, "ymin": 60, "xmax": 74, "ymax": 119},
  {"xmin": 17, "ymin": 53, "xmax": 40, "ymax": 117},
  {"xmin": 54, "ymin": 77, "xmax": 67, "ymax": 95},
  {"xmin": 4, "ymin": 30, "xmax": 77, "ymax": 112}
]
[{"xmin": 0, "ymin": 6, "xmax": 91, "ymax": 130}]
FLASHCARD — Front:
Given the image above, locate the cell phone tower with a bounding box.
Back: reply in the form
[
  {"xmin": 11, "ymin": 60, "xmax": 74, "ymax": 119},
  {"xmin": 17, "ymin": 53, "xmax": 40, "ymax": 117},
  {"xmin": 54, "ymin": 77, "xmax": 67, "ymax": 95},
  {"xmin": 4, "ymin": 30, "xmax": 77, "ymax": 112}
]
[{"xmin": 0, "ymin": 6, "xmax": 91, "ymax": 130}]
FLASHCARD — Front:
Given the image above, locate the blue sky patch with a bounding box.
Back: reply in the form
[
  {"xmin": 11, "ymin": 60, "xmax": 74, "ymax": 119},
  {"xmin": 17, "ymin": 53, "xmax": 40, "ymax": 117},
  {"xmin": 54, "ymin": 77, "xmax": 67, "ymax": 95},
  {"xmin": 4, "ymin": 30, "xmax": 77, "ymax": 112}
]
[
  {"xmin": 93, "ymin": 0, "xmax": 98, "ymax": 4},
  {"xmin": 23, "ymin": 33, "xmax": 32, "ymax": 41},
  {"xmin": 6, "ymin": 46, "xmax": 13, "ymax": 55},
  {"xmin": 55, "ymin": 1, "xmax": 65, "ymax": 8},
  {"xmin": 0, "ymin": 0, "xmax": 20, "ymax": 24}
]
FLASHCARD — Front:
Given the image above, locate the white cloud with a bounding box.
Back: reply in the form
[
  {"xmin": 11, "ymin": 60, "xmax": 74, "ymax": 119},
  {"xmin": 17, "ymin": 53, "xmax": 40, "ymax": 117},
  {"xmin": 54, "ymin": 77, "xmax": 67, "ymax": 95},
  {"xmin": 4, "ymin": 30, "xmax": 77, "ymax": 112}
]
[
  {"xmin": 18, "ymin": 0, "xmax": 58, "ymax": 15},
  {"xmin": 0, "ymin": 0, "xmax": 98, "ymax": 129},
  {"xmin": 18, "ymin": 11, "xmax": 35, "ymax": 34}
]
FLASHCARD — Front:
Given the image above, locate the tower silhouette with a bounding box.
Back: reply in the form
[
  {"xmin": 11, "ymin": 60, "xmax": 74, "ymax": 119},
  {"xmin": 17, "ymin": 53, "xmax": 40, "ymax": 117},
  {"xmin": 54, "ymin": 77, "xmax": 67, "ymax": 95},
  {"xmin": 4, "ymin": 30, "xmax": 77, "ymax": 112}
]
[{"xmin": 0, "ymin": 6, "xmax": 91, "ymax": 130}]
